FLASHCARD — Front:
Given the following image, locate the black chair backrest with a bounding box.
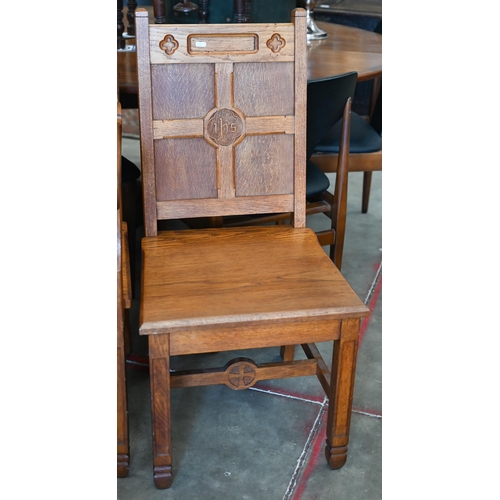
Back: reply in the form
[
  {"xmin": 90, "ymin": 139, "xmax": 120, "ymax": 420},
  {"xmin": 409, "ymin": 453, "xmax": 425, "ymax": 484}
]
[
  {"xmin": 306, "ymin": 71, "xmax": 358, "ymax": 161},
  {"xmin": 370, "ymin": 82, "xmax": 382, "ymax": 136},
  {"xmin": 371, "ymin": 19, "xmax": 382, "ymax": 135}
]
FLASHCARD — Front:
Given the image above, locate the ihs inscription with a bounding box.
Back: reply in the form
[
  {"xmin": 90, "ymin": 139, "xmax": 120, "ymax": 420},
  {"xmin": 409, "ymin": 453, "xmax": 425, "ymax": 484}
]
[{"xmin": 206, "ymin": 109, "xmax": 244, "ymax": 147}]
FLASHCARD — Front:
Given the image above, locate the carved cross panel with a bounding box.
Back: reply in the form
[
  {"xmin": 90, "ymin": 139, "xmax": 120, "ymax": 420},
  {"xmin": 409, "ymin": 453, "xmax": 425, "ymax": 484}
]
[{"xmin": 152, "ymin": 61, "xmax": 295, "ymax": 200}]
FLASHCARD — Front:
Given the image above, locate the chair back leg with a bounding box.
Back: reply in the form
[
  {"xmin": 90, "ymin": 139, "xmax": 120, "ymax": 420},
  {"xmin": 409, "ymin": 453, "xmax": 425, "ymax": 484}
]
[{"xmin": 330, "ymin": 97, "xmax": 352, "ymax": 271}]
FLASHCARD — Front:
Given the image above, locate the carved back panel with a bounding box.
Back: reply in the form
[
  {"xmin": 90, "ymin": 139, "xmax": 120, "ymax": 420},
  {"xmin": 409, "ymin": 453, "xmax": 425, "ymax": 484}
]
[{"xmin": 136, "ymin": 9, "xmax": 307, "ymax": 236}]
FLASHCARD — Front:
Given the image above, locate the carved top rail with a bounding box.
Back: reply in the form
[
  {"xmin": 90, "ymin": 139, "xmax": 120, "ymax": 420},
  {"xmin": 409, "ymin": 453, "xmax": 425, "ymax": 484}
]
[{"xmin": 150, "ymin": 24, "xmax": 293, "ymax": 64}]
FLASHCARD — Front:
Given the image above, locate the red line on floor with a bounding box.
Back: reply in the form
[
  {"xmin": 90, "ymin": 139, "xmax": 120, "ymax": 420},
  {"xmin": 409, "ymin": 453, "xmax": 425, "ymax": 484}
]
[
  {"xmin": 292, "ymin": 412, "xmax": 327, "ymax": 500},
  {"xmin": 290, "ymin": 267, "xmax": 382, "ymax": 498}
]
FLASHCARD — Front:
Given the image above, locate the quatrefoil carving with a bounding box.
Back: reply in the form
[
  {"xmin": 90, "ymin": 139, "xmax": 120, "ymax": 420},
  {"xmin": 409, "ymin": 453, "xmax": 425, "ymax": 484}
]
[
  {"xmin": 159, "ymin": 34, "xmax": 179, "ymax": 55},
  {"xmin": 267, "ymin": 33, "xmax": 286, "ymax": 53}
]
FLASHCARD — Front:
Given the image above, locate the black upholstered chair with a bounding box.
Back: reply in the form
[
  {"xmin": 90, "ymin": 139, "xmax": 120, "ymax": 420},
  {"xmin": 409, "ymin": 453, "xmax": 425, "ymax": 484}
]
[
  {"xmin": 311, "ymin": 20, "xmax": 382, "ymax": 214},
  {"xmin": 120, "ymin": 155, "xmax": 142, "ymax": 291}
]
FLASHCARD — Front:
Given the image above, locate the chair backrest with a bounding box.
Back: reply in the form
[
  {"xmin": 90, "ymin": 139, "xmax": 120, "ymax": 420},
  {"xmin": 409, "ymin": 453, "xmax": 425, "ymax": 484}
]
[
  {"xmin": 135, "ymin": 8, "xmax": 307, "ymax": 236},
  {"xmin": 306, "ymin": 72, "xmax": 358, "ymax": 162},
  {"xmin": 369, "ymin": 81, "xmax": 382, "ymax": 136},
  {"xmin": 370, "ymin": 19, "xmax": 382, "ymax": 135}
]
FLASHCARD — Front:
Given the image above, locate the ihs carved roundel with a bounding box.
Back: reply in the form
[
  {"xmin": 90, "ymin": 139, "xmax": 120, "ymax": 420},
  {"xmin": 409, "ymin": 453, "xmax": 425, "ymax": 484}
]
[
  {"xmin": 206, "ymin": 109, "xmax": 244, "ymax": 147},
  {"xmin": 267, "ymin": 33, "xmax": 286, "ymax": 53},
  {"xmin": 159, "ymin": 34, "xmax": 179, "ymax": 55}
]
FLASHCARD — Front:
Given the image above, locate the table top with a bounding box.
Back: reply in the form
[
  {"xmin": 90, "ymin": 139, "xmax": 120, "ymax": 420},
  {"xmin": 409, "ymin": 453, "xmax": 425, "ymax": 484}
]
[
  {"xmin": 306, "ymin": 21, "xmax": 381, "ymax": 82},
  {"xmin": 118, "ymin": 20, "xmax": 382, "ymax": 95},
  {"xmin": 315, "ymin": 0, "xmax": 381, "ymax": 16}
]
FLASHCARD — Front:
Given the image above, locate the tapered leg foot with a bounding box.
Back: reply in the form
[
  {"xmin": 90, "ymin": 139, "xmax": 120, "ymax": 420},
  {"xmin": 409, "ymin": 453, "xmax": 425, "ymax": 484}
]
[
  {"xmin": 150, "ymin": 335, "xmax": 173, "ymax": 489},
  {"xmin": 154, "ymin": 465, "xmax": 173, "ymax": 489},
  {"xmin": 117, "ymin": 454, "xmax": 129, "ymax": 478},
  {"xmin": 324, "ymin": 440, "xmax": 348, "ymax": 469},
  {"xmin": 325, "ymin": 319, "xmax": 361, "ymax": 472}
]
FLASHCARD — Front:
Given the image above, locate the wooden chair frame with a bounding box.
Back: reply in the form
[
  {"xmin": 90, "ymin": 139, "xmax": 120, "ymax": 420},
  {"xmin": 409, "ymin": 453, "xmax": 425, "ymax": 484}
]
[
  {"xmin": 117, "ymin": 103, "xmax": 132, "ymax": 478},
  {"xmin": 135, "ymin": 8, "xmax": 370, "ymax": 489}
]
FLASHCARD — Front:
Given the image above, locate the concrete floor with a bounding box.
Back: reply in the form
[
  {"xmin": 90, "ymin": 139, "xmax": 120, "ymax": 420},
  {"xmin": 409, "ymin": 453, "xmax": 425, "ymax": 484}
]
[{"xmin": 119, "ymin": 136, "xmax": 382, "ymax": 499}]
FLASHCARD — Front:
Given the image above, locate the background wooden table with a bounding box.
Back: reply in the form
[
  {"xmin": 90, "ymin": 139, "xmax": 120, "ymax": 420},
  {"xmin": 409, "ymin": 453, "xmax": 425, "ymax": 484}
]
[{"xmin": 305, "ymin": 21, "xmax": 381, "ymax": 82}]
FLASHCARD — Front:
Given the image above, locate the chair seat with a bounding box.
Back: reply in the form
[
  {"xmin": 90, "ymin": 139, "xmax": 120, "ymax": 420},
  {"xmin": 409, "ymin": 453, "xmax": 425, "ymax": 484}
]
[
  {"xmin": 121, "ymin": 155, "xmax": 141, "ymax": 183},
  {"xmin": 316, "ymin": 111, "xmax": 382, "ymax": 154},
  {"xmin": 140, "ymin": 226, "xmax": 368, "ymax": 347},
  {"xmin": 306, "ymin": 159, "xmax": 330, "ymax": 199}
]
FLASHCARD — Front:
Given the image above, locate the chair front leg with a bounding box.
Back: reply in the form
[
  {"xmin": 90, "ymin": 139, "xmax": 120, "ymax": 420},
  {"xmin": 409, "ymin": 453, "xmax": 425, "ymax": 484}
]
[
  {"xmin": 325, "ymin": 318, "xmax": 360, "ymax": 469},
  {"xmin": 149, "ymin": 334, "xmax": 173, "ymax": 489}
]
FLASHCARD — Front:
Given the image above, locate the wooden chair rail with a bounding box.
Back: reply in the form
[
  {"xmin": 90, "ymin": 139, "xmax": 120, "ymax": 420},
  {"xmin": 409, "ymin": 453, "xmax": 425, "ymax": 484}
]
[
  {"xmin": 315, "ymin": 229, "xmax": 335, "ymax": 247},
  {"xmin": 120, "ymin": 221, "xmax": 132, "ymax": 309},
  {"xmin": 312, "ymin": 149, "xmax": 382, "ymax": 173},
  {"xmin": 221, "ymin": 200, "xmax": 330, "ymax": 227},
  {"xmin": 302, "ymin": 342, "xmax": 331, "ymax": 396},
  {"xmin": 170, "ymin": 357, "xmax": 318, "ymax": 390},
  {"xmin": 170, "ymin": 341, "xmax": 335, "ymax": 394}
]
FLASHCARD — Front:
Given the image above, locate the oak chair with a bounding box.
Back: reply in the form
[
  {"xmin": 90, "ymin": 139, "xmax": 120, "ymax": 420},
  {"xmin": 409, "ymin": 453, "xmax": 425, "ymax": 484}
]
[
  {"xmin": 117, "ymin": 104, "xmax": 132, "ymax": 478},
  {"xmin": 135, "ymin": 8, "xmax": 370, "ymax": 489},
  {"xmin": 311, "ymin": 20, "xmax": 382, "ymax": 214}
]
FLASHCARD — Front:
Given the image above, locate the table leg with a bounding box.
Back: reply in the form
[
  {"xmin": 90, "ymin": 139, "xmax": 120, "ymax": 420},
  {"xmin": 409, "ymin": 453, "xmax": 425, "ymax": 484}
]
[
  {"xmin": 325, "ymin": 317, "xmax": 360, "ymax": 469},
  {"xmin": 149, "ymin": 334, "xmax": 173, "ymax": 489}
]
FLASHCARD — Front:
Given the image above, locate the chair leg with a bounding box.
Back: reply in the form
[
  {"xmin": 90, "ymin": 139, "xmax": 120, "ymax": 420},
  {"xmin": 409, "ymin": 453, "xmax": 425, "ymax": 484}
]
[
  {"xmin": 117, "ymin": 342, "xmax": 129, "ymax": 478},
  {"xmin": 362, "ymin": 172, "xmax": 372, "ymax": 214},
  {"xmin": 325, "ymin": 318, "xmax": 360, "ymax": 469},
  {"xmin": 149, "ymin": 334, "xmax": 173, "ymax": 489},
  {"xmin": 123, "ymin": 309, "xmax": 132, "ymax": 355},
  {"xmin": 330, "ymin": 98, "xmax": 351, "ymax": 269},
  {"xmin": 318, "ymin": 191, "xmax": 338, "ymax": 266},
  {"xmin": 280, "ymin": 345, "xmax": 295, "ymax": 361},
  {"xmin": 324, "ymin": 190, "xmax": 345, "ymax": 271},
  {"xmin": 330, "ymin": 211, "xmax": 344, "ymax": 271}
]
